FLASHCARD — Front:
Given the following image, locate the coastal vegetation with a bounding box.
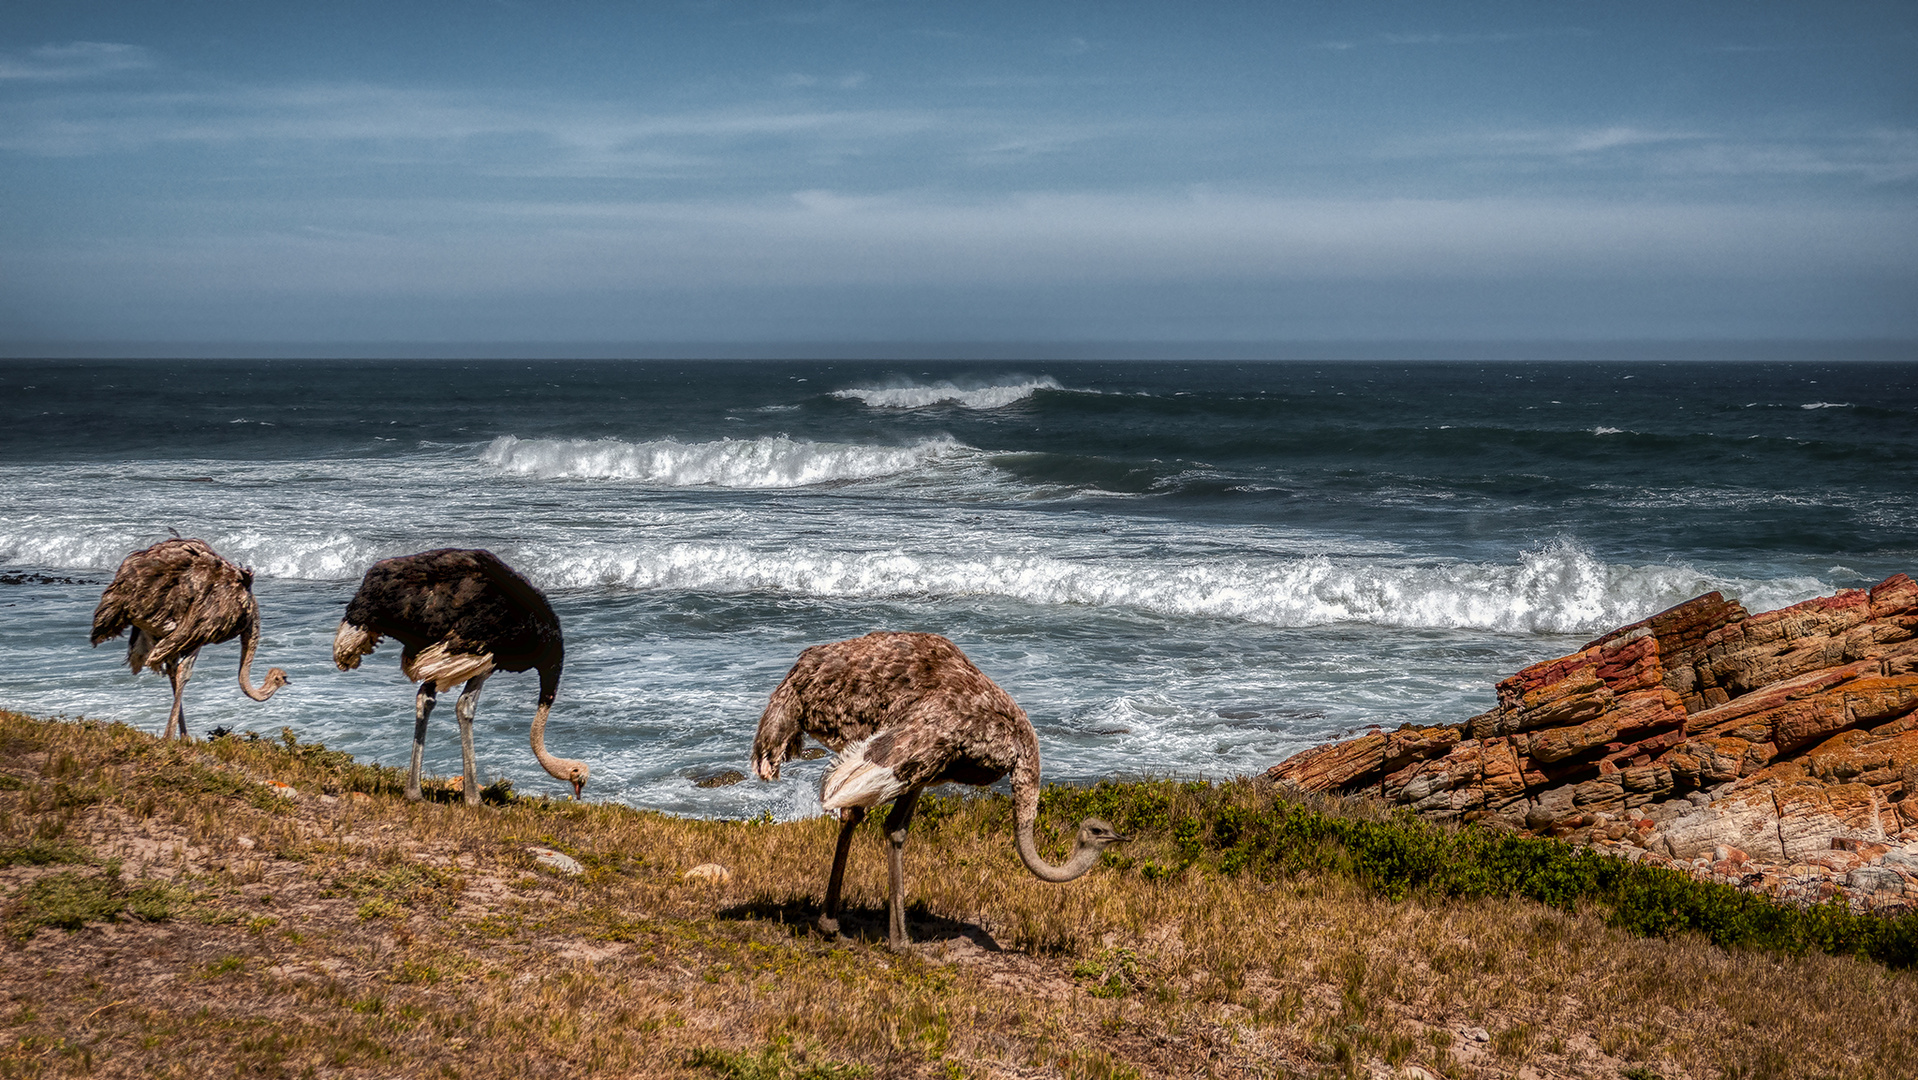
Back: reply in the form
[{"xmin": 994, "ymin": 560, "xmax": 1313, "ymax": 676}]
[{"xmin": 2, "ymin": 709, "xmax": 1914, "ymax": 1079}]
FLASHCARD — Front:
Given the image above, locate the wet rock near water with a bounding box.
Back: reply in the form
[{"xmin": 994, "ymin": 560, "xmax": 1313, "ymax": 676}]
[
  {"xmin": 0, "ymin": 572, "xmax": 96, "ymax": 586},
  {"xmin": 1269, "ymin": 574, "xmax": 1918, "ymax": 909}
]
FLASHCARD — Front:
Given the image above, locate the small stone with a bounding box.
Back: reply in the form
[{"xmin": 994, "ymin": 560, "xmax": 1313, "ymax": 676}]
[
  {"xmin": 528, "ymin": 847, "xmax": 584, "ymax": 876},
  {"xmin": 1846, "ymin": 866, "xmax": 1907, "ymax": 894},
  {"xmin": 264, "ymin": 780, "xmax": 297, "ymax": 799},
  {"xmin": 235, "ymin": 836, "xmax": 256, "ymax": 849},
  {"xmin": 684, "ymin": 863, "xmax": 732, "ymax": 885},
  {"xmin": 1882, "ymin": 849, "xmax": 1918, "ymax": 870},
  {"xmin": 691, "ymin": 769, "xmax": 746, "ymax": 789},
  {"xmin": 346, "ymin": 791, "xmax": 374, "ymax": 803},
  {"xmin": 1464, "ymin": 1027, "xmax": 1490, "ymax": 1043}
]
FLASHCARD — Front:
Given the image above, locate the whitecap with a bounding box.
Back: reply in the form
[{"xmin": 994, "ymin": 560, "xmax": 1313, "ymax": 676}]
[
  {"xmin": 832, "ymin": 376, "xmax": 1062, "ymax": 410},
  {"xmin": 481, "ymin": 434, "xmax": 965, "ymax": 488},
  {"xmin": 524, "ymin": 536, "xmax": 1829, "ymax": 638},
  {"xmin": 1800, "ymin": 402, "xmax": 1852, "ymax": 410}
]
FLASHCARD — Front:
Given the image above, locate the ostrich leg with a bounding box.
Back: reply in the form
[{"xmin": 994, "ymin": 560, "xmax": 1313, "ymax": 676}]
[
  {"xmin": 407, "ymin": 684, "xmax": 437, "ymax": 801},
  {"xmin": 454, "ymin": 674, "xmax": 489, "ymax": 807},
  {"xmin": 163, "ymin": 660, "xmax": 184, "ymax": 739},
  {"xmin": 883, "ymin": 787, "xmax": 922, "ymax": 950},
  {"xmin": 165, "ymin": 651, "xmax": 198, "ymax": 739},
  {"xmin": 818, "ymin": 806, "xmax": 867, "ymax": 940}
]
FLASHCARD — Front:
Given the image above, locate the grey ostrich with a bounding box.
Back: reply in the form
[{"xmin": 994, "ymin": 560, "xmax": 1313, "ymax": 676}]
[
  {"xmin": 333, "ymin": 548, "xmax": 587, "ymax": 806},
  {"xmin": 752, "ymin": 631, "xmax": 1125, "ymax": 950},
  {"xmin": 90, "ymin": 538, "xmax": 290, "ymax": 739}
]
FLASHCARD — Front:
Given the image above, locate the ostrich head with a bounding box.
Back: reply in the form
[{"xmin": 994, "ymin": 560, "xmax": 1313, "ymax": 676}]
[
  {"xmin": 1075, "ymin": 817, "xmax": 1128, "ymax": 852},
  {"xmin": 261, "ymin": 668, "xmax": 291, "ymax": 694},
  {"xmin": 564, "ymin": 760, "xmax": 590, "ymax": 799}
]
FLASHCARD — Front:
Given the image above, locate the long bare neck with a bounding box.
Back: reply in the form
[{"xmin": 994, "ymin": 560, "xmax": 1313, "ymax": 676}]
[
  {"xmin": 528, "ymin": 674, "xmax": 586, "ymax": 789},
  {"xmin": 1010, "ymin": 747, "xmax": 1104, "ymax": 883},
  {"xmin": 235, "ymin": 618, "xmax": 280, "ymax": 701}
]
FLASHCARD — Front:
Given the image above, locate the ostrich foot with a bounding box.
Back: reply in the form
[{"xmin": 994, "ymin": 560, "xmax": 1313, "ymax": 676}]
[{"xmin": 814, "ymin": 914, "xmax": 851, "ymax": 942}]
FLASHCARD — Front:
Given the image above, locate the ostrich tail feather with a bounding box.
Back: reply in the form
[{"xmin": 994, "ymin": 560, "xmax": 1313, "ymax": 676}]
[
  {"xmin": 401, "ymin": 641, "xmax": 495, "ymax": 693},
  {"xmin": 819, "ymin": 737, "xmax": 913, "ymax": 813},
  {"xmin": 331, "ymin": 621, "xmax": 381, "ymax": 671}
]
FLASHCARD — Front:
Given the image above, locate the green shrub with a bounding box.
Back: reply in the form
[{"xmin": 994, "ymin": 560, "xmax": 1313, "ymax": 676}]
[
  {"xmin": 7, "ymin": 871, "xmax": 181, "ymax": 937},
  {"xmin": 959, "ymin": 779, "xmax": 1918, "ymax": 970}
]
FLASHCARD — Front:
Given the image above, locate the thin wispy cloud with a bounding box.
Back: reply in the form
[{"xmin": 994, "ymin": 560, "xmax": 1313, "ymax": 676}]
[
  {"xmin": 19, "ymin": 191, "xmax": 1909, "ymax": 307},
  {"xmin": 0, "ymin": 79, "xmax": 950, "ymax": 167},
  {"xmin": 776, "ymin": 71, "xmax": 868, "ymax": 90},
  {"xmin": 1382, "ymin": 123, "xmax": 1918, "ymax": 186},
  {"xmin": 1326, "ymin": 27, "xmax": 1595, "ymax": 50},
  {"xmin": 0, "ymin": 41, "xmax": 153, "ymax": 81}
]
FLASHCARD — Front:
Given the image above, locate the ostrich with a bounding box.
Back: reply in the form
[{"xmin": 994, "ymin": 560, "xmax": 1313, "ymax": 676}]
[
  {"xmin": 752, "ymin": 631, "xmax": 1125, "ymax": 950},
  {"xmin": 90, "ymin": 538, "xmax": 290, "ymax": 739},
  {"xmin": 332, "ymin": 548, "xmax": 587, "ymax": 806}
]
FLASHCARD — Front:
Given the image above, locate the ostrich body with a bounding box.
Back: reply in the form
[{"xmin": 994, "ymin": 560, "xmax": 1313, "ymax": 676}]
[
  {"xmin": 90, "ymin": 538, "xmax": 290, "ymax": 738},
  {"xmin": 752, "ymin": 631, "xmax": 1124, "ymax": 950},
  {"xmin": 332, "ymin": 548, "xmax": 587, "ymax": 805}
]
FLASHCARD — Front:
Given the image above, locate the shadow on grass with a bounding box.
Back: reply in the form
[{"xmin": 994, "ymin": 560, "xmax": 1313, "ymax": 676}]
[{"xmin": 716, "ymin": 898, "xmax": 1004, "ymax": 952}]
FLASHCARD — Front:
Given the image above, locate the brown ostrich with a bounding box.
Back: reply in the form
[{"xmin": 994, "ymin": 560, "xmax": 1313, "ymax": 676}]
[
  {"xmin": 90, "ymin": 538, "xmax": 290, "ymax": 739},
  {"xmin": 333, "ymin": 548, "xmax": 587, "ymax": 806},
  {"xmin": 752, "ymin": 631, "xmax": 1125, "ymax": 950}
]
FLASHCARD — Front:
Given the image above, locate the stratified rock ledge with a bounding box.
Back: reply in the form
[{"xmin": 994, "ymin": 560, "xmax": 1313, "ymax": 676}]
[{"xmin": 1268, "ymin": 574, "xmax": 1918, "ymax": 909}]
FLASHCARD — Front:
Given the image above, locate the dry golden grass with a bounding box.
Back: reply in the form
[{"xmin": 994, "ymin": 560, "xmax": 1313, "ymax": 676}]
[{"xmin": 0, "ymin": 710, "xmax": 1913, "ymax": 1079}]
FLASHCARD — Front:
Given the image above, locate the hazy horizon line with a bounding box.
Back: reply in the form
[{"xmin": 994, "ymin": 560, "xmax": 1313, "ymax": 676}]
[{"xmin": 6, "ymin": 338, "xmax": 1916, "ymax": 363}]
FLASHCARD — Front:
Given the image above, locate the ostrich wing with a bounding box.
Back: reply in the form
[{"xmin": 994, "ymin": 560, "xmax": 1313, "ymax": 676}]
[{"xmin": 91, "ymin": 539, "xmax": 257, "ymax": 668}]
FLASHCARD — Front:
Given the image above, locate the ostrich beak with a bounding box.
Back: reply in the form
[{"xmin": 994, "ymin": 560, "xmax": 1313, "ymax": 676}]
[{"xmin": 572, "ymin": 778, "xmax": 585, "ymax": 800}]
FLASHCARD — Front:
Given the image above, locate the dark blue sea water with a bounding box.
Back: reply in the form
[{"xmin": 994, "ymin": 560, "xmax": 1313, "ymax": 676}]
[{"xmin": 2, "ymin": 358, "xmax": 1914, "ymax": 816}]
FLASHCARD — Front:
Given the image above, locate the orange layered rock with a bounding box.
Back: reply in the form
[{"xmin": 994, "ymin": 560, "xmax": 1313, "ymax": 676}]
[{"xmin": 1267, "ymin": 574, "xmax": 1918, "ymax": 867}]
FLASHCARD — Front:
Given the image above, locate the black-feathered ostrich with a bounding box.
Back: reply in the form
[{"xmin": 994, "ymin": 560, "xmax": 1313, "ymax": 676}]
[
  {"xmin": 332, "ymin": 548, "xmax": 588, "ymax": 806},
  {"xmin": 91, "ymin": 538, "xmax": 291, "ymax": 738},
  {"xmin": 752, "ymin": 631, "xmax": 1125, "ymax": 950}
]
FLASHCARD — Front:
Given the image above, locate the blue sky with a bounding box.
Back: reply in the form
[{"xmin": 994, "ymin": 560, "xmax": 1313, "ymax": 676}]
[{"xmin": 2, "ymin": 1, "xmax": 1914, "ymax": 354}]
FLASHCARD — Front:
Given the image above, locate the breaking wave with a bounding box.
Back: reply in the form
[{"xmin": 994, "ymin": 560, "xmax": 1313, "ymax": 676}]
[
  {"xmin": 831, "ymin": 376, "xmax": 1062, "ymax": 410},
  {"xmin": 527, "ymin": 538, "xmax": 1830, "ymax": 637},
  {"xmin": 481, "ymin": 435, "xmax": 965, "ymax": 488},
  {"xmin": 0, "ymin": 515, "xmax": 1841, "ymax": 635}
]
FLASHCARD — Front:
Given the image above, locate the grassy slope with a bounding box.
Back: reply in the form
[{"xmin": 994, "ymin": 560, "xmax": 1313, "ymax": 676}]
[{"xmin": 0, "ymin": 711, "xmax": 1914, "ymax": 1080}]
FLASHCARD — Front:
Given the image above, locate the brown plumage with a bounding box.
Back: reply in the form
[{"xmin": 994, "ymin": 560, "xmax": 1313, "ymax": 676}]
[
  {"xmin": 752, "ymin": 631, "xmax": 1124, "ymax": 949},
  {"xmin": 90, "ymin": 538, "xmax": 290, "ymax": 739},
  {"xmin": 333, "ymin": 548, "xmax": 586, "ymax": 806}
]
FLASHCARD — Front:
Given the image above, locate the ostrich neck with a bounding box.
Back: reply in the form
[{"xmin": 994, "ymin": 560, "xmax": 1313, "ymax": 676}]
[
  {"xmin": 236, "ymin": 619, "xmax": 279, "ymax": 701},
  {"xmin": 528, "ymin": 700, "xmax": 584, "ymax": 782},
  {"xmin": 1011, "ymin": 754, "xmax": 1102, "ymax": 883}
]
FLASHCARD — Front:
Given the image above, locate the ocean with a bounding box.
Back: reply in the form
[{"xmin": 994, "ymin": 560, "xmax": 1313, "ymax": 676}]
[{"xmin": 2, "ymin": 358, "xmax": 1913, "ymax": 818}]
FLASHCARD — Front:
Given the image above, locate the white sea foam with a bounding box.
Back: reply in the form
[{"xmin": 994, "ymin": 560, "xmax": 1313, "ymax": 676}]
[
  {"xmin": 481, "ymin": 434, "xmax": 965, "ymax": 488},
  {"xmin": 1800, "ymin": 402, "xmax": 1853, "ymax": 410},
  {"xmin": 525, "ymin": 537, "xmax": 1830, "ymax": 637},
  {"xmin": 0, "ymin": 523, "xmax": 400, "ymax": 583},
  {"xmin": 1593, "ymin": 426, "xmax": 1625, "ymax": 436},
  {"xmin": 832, "ymin": 377, "xmax": 1062, "ymax": 410}
]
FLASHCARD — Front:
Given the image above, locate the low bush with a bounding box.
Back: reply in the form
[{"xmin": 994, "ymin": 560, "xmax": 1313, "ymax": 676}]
[{"xmin": 924, "ymin": 778, "xmax": 1918, "ymax": 970}]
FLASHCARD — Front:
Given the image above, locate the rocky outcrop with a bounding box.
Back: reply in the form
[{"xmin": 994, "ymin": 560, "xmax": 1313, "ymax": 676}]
[{"xmin": 1269, "ymin": 574, "xmax": 1918, "ymax": 905}]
